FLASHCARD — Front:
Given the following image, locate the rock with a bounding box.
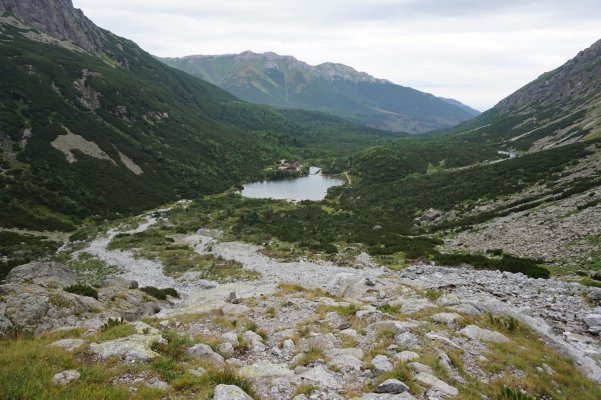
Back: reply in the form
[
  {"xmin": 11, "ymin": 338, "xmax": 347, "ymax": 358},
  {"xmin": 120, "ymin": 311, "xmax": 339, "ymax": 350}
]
[
  {"xmin": 368, "ymin": 320, "xmax": 418, "ymax": 334},
  {"xmin": 394, "ymin": 351, "xmax": 420, "ymax": 362},
  {"xmin": 436, "ymin": 293, "xmax": 461, "ymax": 306},
  {"xmin": 365, "ymin": 278, "xmax": 376, "ymax": 287},
  {"xmin": 188, "ymin": 344, "xmax": 225, "ymax": 368},
  {"xmin": 240, "ymin": 362, "xmax": 294, "ymax": 378},
  {"xmin": 52, "ymin": 370, "xmax": 80, "ymax": 385},
  {"xmin": 458, "ymin": 325, "xmax": 509, "ymax": 343},
  {"xmin": 431, "ymin": 313, "xmax": 463, "ymax": 325},
  {"xmin": 338, "ymin": 322, "xmax": 352, "ymax": 330},
  {"xmin": 328, "ymin": 354, "xmax": 362, "ymax": 371},
  {"xmin": 584, "ymin": 314, "xmax": 601, "ymax": 327},
  {"xmin": 130, "ymin": 321, "xmax": 159, "ymax": 335},
  {"xmin": 372, "ymin": 355, "xmax": 393, "ymax": 375},
  {"xmin": 221, "ymin": 331, "xmax": 240, "ymax": 347},
  {"xmin": 90, "ymin": 334, "xmax": 165, "ymax": 363},
  {"xmin": 222, "ymin": 304, "xmax": 249, "ymax": 316},
  {"xmin": 213, "ymin": 384, "xmax": 253, "ymax": 400},
  {"xmin": 148, "ymin": 379, "xmax": 169, "ymax": 390},
  {"xmin": 242, "ymin": 330, "xmax": 263, "ymax": 344},
  {"xmin": 425, "ymin": 332, "xmax": 461, "ymax": 349},
  {"xmin": 362, "ymin": 394, "xmax": 416, "ymax": 400},
  {"xmin": 305, "ymin": 333, "xmax": 336, "ymax": 350},
  {"xmin": 226, "ymin": 358, "xmax": 245, "ymax": 368},
  {"xmin": 394, "ymin": 332, "xmax": 420, "ymax": 348},
  {"xmin": 375, "ymin": 379, "xmax": 410, "ymax": 394},
  {"xmin": 325, "ymin": 347, "xmax": 364, "ymax": 360},
  {"xmin": 448, "ymin": 303, "xmax": 481, "ymax": 316},
  {"xmin": 299, "ymin": 365, "xmax": 341, "ymax": 389},
  {"xmin": 414, "ymin": 372, "xmax": 458, "ymax": 396},
  {"xmin": 6, "ymin": 261, "xmax": 77, "ymax": 288},
  {"xmin": 282, "ymin": 339, "xmax": 295, "ymax": 355},
  {"xmin": 340, "ymin": 328, "xmax": 360, "ymax": 338},
  {"xmin": 219, "ymin": 342, "xmax": 235, "ymax": 357},
  {"xmin": 409, "ymin": 362, "xmax": 433, "ymax": 374},
  {"xmin": 188, "ymin": 367, "xmax": 207, "ymax": 377},
  {"xmin": 50, "ymin": 338, "xmax": 85, "ymax": 352}
]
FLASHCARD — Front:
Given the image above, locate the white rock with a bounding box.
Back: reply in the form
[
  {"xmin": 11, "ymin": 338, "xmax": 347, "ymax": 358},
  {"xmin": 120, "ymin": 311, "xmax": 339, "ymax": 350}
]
[
  {"xmin": 362, "ymin": 394, "xmax": 416, "ymax": 400},
  {"xmin": 240, "ymin": 361, "xmax": 294, "ymax": 378},
  {"xmin": 213, "ymin": 384, "xmax": 253, "ymax": 400},
  {"xmin": 283, "ymin": 339, "xmax": 296, "ymax": 354},
  {"xmin": 431, "ymin": 313, "xmax": 463, "ymax": 325},
  {"xmin": 394, "ymin": 332, "xmax": 419, "ymax": 348},
  {"xmin": 90, "ymin": 334, "xmax": 165, "ymax": 362},
  {"xmin": 52, "ymin": 370, "xmax": 80, "ymax": 385},
  {"xmin": 219, "ymin": 342, "xmax": 235, "ymax": 357},
  {"xmin": 394, "ymin": 351, "xmax": 420, "ymax": 362},
  {"xmin": 325, "ymin": 347, "xmax": 364, "ymax": 359},
  {"xmin": 584, "ymin": 314, "xmax": 601, "ymax": 328},
  {"xmin": 299, "ymin": 365, "xmax": 342, "ymax": 389},
  {"xmin": 243, "ymin": 330, "xmax": 263, "ymax": 344},
  {"xmin": 414, "ymin": 372, "xmax": 458, "ymax": 396},
  {"xmin": 221, "ymin": 331, "xmax": 240, "ymax": 347},
  {"xmin": 328, "ymin": 354, "xmax": 362, "ymax": 371},
  {"xmin": 458, "ymin": 325, "xmax": 509, "ymax": 343},
  {"xmin": 372, "ymin": 355, "xmax": 393, "ymax": 375},
  {"xmin": 188, "ymin": 367, "xmax": 207, "ymax": 377},
  {"xmin": 50, "ymin": 339, "xmax": 85, "ymax": 352}
]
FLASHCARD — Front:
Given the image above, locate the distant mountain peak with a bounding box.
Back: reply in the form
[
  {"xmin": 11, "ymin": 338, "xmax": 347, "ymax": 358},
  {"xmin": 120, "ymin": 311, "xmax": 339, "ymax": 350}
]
[{"xmin": 163, "ymin": 51, "xmax": 479, "ymax": 133}]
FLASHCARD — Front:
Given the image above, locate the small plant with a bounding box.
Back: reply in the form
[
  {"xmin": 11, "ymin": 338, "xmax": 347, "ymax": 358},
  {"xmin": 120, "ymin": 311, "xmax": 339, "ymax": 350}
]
[
  {"xmin": 294, "ymin": 384, "xmax": 318, "ymax": 397},
  {"xmin": 140, "ymin": 286, "xmax": 180, "ymax": 300},
  {"xmin": 500, "ymin": 386, "xmax": 534, "ymax": 400},
  {"xmin": 64, "ymin": 284, "xmax": 99, "ymax": 300}
]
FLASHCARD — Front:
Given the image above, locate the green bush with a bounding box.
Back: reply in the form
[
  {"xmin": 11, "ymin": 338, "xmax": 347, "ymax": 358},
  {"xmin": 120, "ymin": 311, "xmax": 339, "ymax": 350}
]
[
  {"xmin": 140, "ymin": 286, "xmax": 179, "ymax": 300},
  {"xmin": 64, "ymin": 284, "xmax": 99, "ymax": 299}
]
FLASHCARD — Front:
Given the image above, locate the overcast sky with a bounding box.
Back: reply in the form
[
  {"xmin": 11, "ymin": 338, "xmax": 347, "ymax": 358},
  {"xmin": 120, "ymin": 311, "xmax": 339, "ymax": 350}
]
[{"xmin": 72, "ymin": 0, "xmax": 600, "ymax": 110}]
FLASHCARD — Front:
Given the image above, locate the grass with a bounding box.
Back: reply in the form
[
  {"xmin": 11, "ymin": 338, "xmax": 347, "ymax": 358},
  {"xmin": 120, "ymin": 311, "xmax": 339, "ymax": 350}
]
[
  {"xmin": 0, "ymin": 335, "xmax": 162, "ymax": 400},
  {"xmin": 64, "ymin": 253, "xmax": 117, "ymax": 287},
  {"xmin": 294, "ymin": 384, "xmax": 318, "ymax": 397},
  {"xmin": 95, "ymin": 323, "xmax": 137, "ymax": 342},
  {"xmin": 170, "ymin": 368, "xmax": 256, "ymax": 400},
  {"xmin": 64, "ymin": 284, "xmax": 99, "ymax": 300}
]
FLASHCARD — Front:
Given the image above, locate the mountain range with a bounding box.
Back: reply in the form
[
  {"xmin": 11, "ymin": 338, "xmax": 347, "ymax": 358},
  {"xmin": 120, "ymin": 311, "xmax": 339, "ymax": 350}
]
[{"xmin": 162, "ymin": 52, "xmax": 480, "ymax": 134}]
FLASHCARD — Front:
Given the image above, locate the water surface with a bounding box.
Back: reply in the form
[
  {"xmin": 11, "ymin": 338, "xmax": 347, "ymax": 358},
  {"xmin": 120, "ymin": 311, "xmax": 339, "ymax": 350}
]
[{"xmin": 241, "ymin": 167, "xmax": 344, "ymax": 201}]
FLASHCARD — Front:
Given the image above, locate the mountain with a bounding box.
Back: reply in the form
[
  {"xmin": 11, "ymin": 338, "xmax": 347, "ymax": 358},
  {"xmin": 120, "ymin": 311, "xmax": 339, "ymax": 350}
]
[
  {"xmin": 439, "ymin": 97, "xmax": 481, "ymax": 116},
  {"xmin": 0, "ymin": 0, "xmax": 390, "ymax": 233},
  {"xmin": 162, "ymin": 51, "xmax": 479, "ymax": 134},
  {"xmin": 452, "ymin": 38, "xmax": 601, "ymax": 152}
]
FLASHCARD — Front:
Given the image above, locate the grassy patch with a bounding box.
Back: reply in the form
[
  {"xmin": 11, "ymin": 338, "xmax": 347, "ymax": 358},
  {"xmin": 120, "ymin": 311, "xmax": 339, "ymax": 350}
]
[{"xmin": 64, "ymin": 284, "xmax": 99, "ymax": 300}]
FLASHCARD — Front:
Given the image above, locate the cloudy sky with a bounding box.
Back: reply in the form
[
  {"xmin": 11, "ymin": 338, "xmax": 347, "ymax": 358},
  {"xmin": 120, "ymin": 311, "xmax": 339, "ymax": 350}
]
[{"xmin": 72, "ymin": 0, "xmax": 600, "ymax": 110}]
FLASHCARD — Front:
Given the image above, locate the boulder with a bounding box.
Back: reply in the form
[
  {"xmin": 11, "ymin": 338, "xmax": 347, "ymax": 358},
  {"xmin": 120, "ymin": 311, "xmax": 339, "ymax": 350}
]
[
  {"xmin": 328, "ymin": 354, "xmax": 362, "ymax": 371},
  {"xmin": 188, "ymin": 343, "xmax": 225, "ymax": 368},
  {"xmin": 375, "ymin": 378, "xmax": 410, "ymax": 394},
  {"xmin": 213, "ymin": 384, "xmax": 253, "ymax": 400},
  {"xmin": 221, "ymin": 331, "xmax": 240, "ymax": 347},
  {"xmin": 372, "ymin": 355, "xmax": 393, "ymax": 375},
  {"xmin": 431, "ymin": 313, "xmax": 463, "ymax": 325},
  {"xmin": 414, "ymin": 372, "xmax": 458, "ymax": 396},
  {"xmin": 7, "ymin": 262, "xmax": 77, "ymax": 288},
  {"xmin": 584, "ymin": 314, "xmax": 601, "ymax": 328},
  {"xmin": 52, "ymin": 370, "xmax": 80, "ymax": 386},
  {"xmin": 394, "ymin": 351, "xmax": 420, "ymax": 362},
  {"xmin": 50, "ymin": 338, "xmax": 85, "ymax": 352},
  {"xmin": 90, "ymin": 333, "xmax": 165, "ymax": 363},
  {"xmin": 394, "ymin": 332, "xmax": 420, "ymax": 348},
  {"xmin": 299, "ymin": 365, "xmax": 342, "ymax": 389},
  {"xmin": 458, "ymin": 325, "xmax": 509, "ymax": 343}
]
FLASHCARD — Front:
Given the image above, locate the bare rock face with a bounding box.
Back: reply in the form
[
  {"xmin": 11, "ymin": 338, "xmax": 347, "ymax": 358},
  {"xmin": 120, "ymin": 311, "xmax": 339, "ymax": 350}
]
[
  {"xmin": 6, "ymin": 261, "xmax": 77, "ymax": 288},
  {"xmin": 0, "ymin": 0, "xmax": 105, "ymax": 54}
]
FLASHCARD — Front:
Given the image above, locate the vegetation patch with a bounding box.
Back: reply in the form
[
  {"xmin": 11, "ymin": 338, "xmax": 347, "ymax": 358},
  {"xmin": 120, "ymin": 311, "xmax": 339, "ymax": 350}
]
[
  {"xmin": 64, "ymin": 284, "xmax": 99, "ymax": 300},
  {"xmin": 140, "ymin": 286, "xmax": 179, "ymax": 300}
]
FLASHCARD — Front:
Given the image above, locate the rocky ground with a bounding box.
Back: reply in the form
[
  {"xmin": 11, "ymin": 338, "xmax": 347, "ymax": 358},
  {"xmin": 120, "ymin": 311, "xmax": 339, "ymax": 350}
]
[{"xmin": 1, "ymin": 210, "xmax": 601, "ymax": 399}]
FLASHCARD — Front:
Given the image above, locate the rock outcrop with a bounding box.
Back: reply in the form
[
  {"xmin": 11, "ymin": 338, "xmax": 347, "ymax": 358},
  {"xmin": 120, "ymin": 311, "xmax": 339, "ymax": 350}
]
[{"xmin": 0, "ymin": 0, "xmax": 105, "ymax": 54}]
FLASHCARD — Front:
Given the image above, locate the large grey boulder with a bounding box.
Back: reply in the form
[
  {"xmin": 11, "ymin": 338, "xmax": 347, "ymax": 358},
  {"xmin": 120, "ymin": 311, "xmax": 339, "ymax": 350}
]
[
  {"xmin": 299, "ymin": 365, "xmax": 342, "ymax": 389},
  {"xmin": 584, "ymin": 314, "xmax": 601, "ymax": 328},
  {"xmin": 6, "ymin": 261, "xmax": 77, "ymax": 288},
  {"xmin": 188, "ymin": 343, "xmax": 225, "ymax": 368},
  {"xmin": 90, "ymin": 333, "xmax": 165, "ymax": 363},
  {"xmin": 372, "ymin": 355, "xmax": 393, "ymax": 375},
  {"xmin": 213, "ymin": 384, "xmax": 253, "ymax": 400},
  {"xmin": 414, "ymin": 372, "xmax": 458, "ymax": 396},
  {"xmin": 458, "ymin": 325, "xmax": 509, "ymax": 343}
]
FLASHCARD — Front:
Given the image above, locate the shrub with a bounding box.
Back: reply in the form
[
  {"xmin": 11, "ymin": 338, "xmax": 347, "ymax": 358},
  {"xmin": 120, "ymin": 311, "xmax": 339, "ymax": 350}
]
[
  {"xmin": 140, "ymin": 286, "xmax": 179, "ymax": 300},
  {"xmin": 64, "ymin": 284, "xmax": 98, "ymax": 299}
]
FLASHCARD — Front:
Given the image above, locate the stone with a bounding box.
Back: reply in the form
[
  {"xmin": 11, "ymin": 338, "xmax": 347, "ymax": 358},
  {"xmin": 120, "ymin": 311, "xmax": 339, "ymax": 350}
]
[
  {"xmin": 242, "ymin": 330, "xmax": 263, "ymax": 344},
  {"xmin": 213, "ymin": 384, "xmax": 253, "ymax": 400},
  {"xmin": 188, "ymin": 344, "xmax": 225, "ymax": 368},
  {"xmin": 328, "ymin": 354, "xmax": 362, "ymax": 371},
  {"xmin": 221, "ymin": 331, "xmax": 240, "ymax": 347},
  {"xmin": 584, "ymin": 314, "xmax": 601, "ymax": 328},
  {"xmin": 362, "ymin": 394, "xmax": 416, "ymax": 400},
  {"xmin": 325, "ymin": 347, "xmax": 364, "ymax": 359},
  {"xmin": 458, "ymin": 325, "xmax": 509, "ymax": 343},
  {"xmin": 90, "ymin": 334, "xmax": 165, "ymax": 362},
  {"xmin": 448, "ymin": 303, "xmax": 481, "ymax": 316},
  {"xmin": 431, "ymin": 313, "xmax": 463, "ymax": 325},
  {"xmin": 372, "ymin": 355, "xmax": 393, "ymax": 375},
  {"xmin": 6, "ymin": 261, "xmax": 77, "ymax": 288},
  {"xmin": 148, "ymin": 379, "xmax": 169, "ymax": 390},
  {"xmin": 240, "ymin": 362, "xmax": 294, "ymax": 378},
  {"xmin": 52, "ymin": 370, "xmax": 80, "ymax": 385},
  {"xmin": 305, "ymin": 333, "xmax": 336, "ymax": 350},
  {"xmin": 394, "ymin": 332, "xmax": 420, "ymax": 348},
  {"xmin": 282, "ymin": 339, "xmax": 295, "ymax": 354},
  {"xmin": 188, "ymin": 367, "xmax": 207, "ymax": 377},
  {"xmin": 299, "ymin": 365, "xmax": 341, "ymax": 389},
  {"xmin": 375, "ymin": 379, "xmax": 410, "ymax": 394},
  {"xmin": 409, "ymin": 362, "xmax": 433, "ymax": 374},
  {"xmin": 340, "ymin": 328, "xmax": 360, "ymax": 338},
  {"xmin": 219, "ymin": 342, "xmax": 235, "ymax": 357},
  {"xmin": 414, "ymin": 372, "xmax": 458, "ymax": 396},
  {"xmin": 368, "ymin": 320, "xmax": 418, "ymax": 334},
  {"xmin": 394, "ymin": 351, "xmax": 420, "ymax": 362},
  {"xmin": 50, "ymin": 338, "xmax": 85, "ymax": 352},
  {"xmin": 436, "ymin": 293, "xmax": 461, "ymax": 306}
]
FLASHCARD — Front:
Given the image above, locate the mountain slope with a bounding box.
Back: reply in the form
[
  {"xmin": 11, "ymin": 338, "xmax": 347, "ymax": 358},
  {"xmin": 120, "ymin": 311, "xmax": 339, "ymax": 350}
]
[
  {"xmin": 451, "ymin": 38, "xmax": 601, "ymax": 152},
  {"xmin": 162, "ymin": 52, "xmax": 479, "ymax": 134},
  {"xmin": 0, "ymin": 1, "xmax": 390, "ymax": 232}
]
